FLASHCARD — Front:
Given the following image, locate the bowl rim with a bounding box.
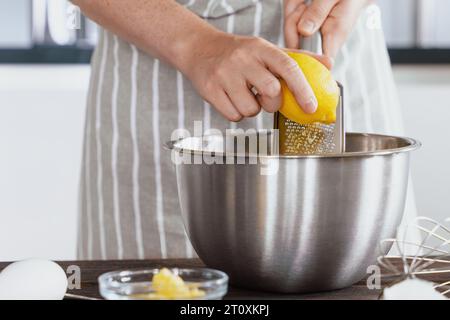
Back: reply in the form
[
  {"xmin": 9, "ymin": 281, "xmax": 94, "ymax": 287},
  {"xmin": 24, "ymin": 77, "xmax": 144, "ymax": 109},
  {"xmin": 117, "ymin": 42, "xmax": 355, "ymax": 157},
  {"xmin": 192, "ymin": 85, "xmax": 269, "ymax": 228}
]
[{"xmin": 165, "ymin": 132, "xmax": 422, "ymax": 159}]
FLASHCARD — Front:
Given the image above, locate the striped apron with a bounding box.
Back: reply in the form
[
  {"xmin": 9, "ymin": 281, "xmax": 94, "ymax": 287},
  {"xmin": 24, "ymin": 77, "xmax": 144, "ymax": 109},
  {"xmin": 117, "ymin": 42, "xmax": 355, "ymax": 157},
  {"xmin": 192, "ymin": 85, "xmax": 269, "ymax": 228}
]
[{"xmin": 77, "ymin": 0, "xmax": 418, "ymax": 260}]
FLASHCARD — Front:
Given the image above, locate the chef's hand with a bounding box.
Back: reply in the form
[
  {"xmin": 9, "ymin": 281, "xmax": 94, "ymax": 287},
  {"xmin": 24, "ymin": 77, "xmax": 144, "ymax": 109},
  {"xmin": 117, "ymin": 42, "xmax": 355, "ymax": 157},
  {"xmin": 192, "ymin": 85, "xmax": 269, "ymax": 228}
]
[
  {"xmin": 284, "ymin": 0, "xmax": 371, "ymax": 60},
  {"xmin": 182, "ymin": 32, "xmax": 332, "ymax": 122},
  {"xmin": 74, "ymin": 0, "xmax": 333, "ymax": 122}
]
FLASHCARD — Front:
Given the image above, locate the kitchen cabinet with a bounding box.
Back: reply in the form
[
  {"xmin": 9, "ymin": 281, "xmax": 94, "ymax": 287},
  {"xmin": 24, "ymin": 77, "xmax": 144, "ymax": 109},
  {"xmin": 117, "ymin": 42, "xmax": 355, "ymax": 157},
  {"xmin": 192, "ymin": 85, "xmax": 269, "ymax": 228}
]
[
  {"xmin": 0, "ymin": 0, "xmax": 32, "ymax": 48},
  {"xmin": 0, "ymin": 65, "xmax": 89, "ymax": 261},
  {"xmin": 378, "ymin": 0, "xmax": 450, "ymax": 48},
  {"xmin": 394, "ymin": 65, "xmax": 450, "ymax": 224},
  {"xmin": 0, "ymin": 0, "xmax": 97, "ymax": 49}
]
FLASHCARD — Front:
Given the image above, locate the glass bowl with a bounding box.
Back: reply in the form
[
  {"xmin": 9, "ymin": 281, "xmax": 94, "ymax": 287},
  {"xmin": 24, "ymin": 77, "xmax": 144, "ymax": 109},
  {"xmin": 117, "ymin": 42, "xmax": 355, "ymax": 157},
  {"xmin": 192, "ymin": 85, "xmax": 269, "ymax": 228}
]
[{"xmin": 98, "ymin": 268, "xmax": 228, "ymax": 300}]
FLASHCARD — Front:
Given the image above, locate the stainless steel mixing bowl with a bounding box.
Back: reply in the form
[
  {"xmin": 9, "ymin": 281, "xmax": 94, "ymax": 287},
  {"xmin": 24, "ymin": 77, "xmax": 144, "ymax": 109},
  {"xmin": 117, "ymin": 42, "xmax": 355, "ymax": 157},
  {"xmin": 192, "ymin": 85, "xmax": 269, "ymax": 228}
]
[{"xmin": 166, "ymin": 132, "xmax": 421, "ymax": 293}]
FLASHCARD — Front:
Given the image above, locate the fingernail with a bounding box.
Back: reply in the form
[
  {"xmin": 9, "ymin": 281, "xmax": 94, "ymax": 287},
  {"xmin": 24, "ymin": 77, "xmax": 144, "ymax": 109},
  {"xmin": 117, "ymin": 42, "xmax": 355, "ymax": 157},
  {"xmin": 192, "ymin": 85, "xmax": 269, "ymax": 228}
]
[
  {"xmin": 304, "ymin": 96, "xmax": 318, "ymax": 114},
  {"xmin": 300, "ymin": 19, "xmax": 315, "ymax": 34}
]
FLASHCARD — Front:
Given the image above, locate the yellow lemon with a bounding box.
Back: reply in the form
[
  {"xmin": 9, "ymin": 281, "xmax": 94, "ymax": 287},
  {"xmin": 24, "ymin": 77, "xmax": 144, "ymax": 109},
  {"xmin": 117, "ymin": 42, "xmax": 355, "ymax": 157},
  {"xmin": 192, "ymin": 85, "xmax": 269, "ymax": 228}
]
[{"xmin": 279, "ymin": 52, "xmax": 339, "ymax": 125}]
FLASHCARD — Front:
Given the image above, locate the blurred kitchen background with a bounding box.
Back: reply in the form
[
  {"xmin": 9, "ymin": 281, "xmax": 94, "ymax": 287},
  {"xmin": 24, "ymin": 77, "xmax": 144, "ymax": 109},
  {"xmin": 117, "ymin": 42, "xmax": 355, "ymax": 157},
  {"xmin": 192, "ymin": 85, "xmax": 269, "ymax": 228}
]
[{"xmin": 1, "ymin": 0, "xmax": 450, "ymax": 261}]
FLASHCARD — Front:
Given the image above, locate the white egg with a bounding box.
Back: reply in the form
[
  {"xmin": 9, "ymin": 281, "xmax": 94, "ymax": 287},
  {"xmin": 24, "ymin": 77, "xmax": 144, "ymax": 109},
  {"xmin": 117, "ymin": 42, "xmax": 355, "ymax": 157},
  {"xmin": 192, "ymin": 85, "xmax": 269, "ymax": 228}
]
[{"xmin": 0, "ymin": 259, "xmax": 68, "ymax": 300}]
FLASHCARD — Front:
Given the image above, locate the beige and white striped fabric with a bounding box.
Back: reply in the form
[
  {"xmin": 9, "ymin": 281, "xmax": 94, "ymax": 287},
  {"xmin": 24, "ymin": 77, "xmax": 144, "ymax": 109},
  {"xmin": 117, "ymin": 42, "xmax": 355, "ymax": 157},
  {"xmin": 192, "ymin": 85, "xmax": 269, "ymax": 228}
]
[{"xmin": 77, "ymin": 1, "xmax": 417, "ymax": 260}]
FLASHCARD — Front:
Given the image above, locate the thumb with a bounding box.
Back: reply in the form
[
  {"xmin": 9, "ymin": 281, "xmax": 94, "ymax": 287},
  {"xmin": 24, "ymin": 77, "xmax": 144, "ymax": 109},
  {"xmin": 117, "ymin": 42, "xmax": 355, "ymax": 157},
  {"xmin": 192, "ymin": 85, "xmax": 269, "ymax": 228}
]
[{"xmin": 297, "ymin": 0, "xmax": 339, "ymax": 36}]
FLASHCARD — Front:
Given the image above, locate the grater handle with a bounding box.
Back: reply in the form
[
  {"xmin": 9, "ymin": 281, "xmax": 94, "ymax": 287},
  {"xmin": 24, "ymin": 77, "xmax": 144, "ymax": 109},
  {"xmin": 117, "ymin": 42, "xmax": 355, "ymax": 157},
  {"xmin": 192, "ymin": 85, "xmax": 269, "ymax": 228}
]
[
  {"xmin": 299, "ymin": 33, "xmax": 322, "ymax": 55},
  {"xmin": 299, "ymin": 0, "xmax": 323, "ymax": 55}
]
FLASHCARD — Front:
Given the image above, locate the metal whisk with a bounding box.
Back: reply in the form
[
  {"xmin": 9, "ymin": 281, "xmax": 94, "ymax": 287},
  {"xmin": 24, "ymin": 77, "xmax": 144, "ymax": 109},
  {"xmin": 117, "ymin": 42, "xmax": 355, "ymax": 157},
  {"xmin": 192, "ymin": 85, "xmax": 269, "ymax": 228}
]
[{"xmin": 378, "ymin": 217, "xmax": 450, "ymax": 298}]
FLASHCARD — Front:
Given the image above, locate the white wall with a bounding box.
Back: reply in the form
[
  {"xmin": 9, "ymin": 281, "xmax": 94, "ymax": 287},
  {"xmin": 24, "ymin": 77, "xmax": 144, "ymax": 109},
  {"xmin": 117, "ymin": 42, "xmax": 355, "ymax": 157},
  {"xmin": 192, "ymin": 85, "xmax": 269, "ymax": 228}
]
[{"xmin": 0, "ymin": 64, "xmax": 449, "ymax": 262}]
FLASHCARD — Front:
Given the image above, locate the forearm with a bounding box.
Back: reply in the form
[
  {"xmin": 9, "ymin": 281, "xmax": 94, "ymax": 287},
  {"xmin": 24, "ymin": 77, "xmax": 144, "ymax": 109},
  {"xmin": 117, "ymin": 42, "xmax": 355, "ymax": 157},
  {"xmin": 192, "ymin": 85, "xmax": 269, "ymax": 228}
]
[
  {"xmin": 72, "ymin": 0, "xmax": 221, "ymax": 73},
  {"xmin": 73, "ymin": 0, "xmax": 320, "ymax": 120}
]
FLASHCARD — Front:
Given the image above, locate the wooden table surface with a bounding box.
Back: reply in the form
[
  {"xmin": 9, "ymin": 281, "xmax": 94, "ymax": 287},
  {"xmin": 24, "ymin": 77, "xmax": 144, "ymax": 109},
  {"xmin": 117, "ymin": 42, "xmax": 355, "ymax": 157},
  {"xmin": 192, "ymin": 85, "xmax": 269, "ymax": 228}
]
[{"xmin": 0, "ymin": 258, "xmax": 447, "ymax": 300}]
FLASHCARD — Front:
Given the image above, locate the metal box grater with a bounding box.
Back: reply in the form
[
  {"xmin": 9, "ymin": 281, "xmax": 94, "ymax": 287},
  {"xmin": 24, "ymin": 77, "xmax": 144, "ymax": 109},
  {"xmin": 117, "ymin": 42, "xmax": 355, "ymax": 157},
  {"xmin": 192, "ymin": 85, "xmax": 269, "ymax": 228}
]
[
  {"xmin": 274, "ymin": 82, "xmax": 345, "ymax": 155},
  {"xmin": 274, "ymin": 6, "xmax": 345, "ymax": 156}
]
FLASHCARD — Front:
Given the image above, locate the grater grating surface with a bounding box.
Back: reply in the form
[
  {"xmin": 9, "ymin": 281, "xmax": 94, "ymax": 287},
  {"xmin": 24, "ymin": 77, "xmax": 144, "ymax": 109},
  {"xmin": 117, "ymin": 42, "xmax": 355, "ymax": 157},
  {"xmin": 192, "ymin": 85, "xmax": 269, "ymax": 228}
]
[
  {"xmin": 274, "ymin": 82, "xmax": 344, "ymax": 155},
  {"xmin": 275, "ymin": 113, "xmax": 337, "ymax": 155}
]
